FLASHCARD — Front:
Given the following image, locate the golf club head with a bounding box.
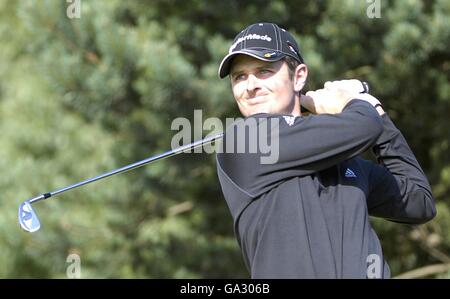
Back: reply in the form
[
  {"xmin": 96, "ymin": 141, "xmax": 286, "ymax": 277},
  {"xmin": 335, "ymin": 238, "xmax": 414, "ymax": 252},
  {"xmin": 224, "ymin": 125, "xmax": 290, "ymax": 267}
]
[{"xmin": 18, "ymin": 201, "xmax": 41, "ymax": 233}]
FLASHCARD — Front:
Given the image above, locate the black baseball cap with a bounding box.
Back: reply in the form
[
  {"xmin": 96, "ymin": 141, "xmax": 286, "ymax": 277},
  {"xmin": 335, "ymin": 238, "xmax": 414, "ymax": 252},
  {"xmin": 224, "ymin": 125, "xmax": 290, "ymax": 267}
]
[{"xmin": 218, "ymin": 22, "xmax": 304, "ymax": 78}]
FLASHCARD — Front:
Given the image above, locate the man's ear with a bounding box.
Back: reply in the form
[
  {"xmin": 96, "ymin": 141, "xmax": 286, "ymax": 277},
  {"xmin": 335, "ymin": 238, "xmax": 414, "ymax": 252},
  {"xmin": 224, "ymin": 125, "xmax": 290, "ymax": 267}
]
[{"xmin": 294, "ymin": 64, "xmax": 308, "ymax": 92}]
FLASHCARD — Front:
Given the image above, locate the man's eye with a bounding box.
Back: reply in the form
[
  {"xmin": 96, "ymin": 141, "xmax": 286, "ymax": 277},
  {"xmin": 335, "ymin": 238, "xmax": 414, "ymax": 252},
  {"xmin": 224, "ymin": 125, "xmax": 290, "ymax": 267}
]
[
  {"xmin": 234, "ymin": 74, "xmax": 245, "ymax": 81},
  {"xmin": 259, "ymin": 69, "xmax": 272, "ymax": 75}
]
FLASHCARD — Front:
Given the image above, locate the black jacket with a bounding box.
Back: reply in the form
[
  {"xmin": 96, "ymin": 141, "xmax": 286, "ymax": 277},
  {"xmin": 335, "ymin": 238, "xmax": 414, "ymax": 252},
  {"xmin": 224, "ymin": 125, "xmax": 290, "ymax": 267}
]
[{"xmin": 216, "ymin": 99, "xmax": 436, "ymax": 278}]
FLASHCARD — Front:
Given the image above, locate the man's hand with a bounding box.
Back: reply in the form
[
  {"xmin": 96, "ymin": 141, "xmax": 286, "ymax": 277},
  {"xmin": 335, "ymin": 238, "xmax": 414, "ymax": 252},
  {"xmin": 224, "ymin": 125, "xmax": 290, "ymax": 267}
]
[
  {"xmin": 301, "ymin": 82, "xmax": 357, "ymax": 114},
  {"xmin": 327, "ymin": 79, "xmax": 385, "ymax": 115},
  {"xmin": 302, "ymin": 79, "xmax": 385, "ymax": 115},
  {"xmin": 324, "ymin": 79, "xmax": 368, "ymax": 94}
]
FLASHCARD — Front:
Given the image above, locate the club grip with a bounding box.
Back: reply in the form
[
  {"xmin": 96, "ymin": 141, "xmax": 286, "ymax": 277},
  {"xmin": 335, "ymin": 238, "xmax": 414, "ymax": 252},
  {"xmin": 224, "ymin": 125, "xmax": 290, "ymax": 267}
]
[{"xmin": 361, "ymin": 81, "xmax": 369, "ymax": 93}]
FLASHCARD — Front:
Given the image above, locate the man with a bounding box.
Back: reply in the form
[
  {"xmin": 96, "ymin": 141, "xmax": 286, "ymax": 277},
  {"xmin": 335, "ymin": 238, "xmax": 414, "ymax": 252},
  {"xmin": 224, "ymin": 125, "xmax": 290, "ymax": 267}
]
[{"xmin": 215, "ymin": 22, "xmax": 436, "ymax": 278}]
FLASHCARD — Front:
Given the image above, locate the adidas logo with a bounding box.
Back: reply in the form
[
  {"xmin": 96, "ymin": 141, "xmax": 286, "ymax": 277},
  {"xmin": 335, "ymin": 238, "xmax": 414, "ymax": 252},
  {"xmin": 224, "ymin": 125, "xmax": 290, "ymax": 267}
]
[
  {"xmin": 282, "ymin": 115, "xmax": 295, "ymax": 126},
  {"xmin": 345, "ymin": 168, "xmax": 357, "ymax": 178}
]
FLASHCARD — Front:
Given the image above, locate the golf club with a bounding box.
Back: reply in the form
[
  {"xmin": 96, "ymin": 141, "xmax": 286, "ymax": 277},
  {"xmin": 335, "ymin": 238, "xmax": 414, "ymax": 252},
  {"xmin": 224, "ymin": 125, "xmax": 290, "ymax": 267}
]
[
  {"xmin": 18, "ymin": 131, "xmax": 224, "ymax": 233},
  {"xmin": 18, "ymin": 81, "xmax": 370, "ymax": 233}
]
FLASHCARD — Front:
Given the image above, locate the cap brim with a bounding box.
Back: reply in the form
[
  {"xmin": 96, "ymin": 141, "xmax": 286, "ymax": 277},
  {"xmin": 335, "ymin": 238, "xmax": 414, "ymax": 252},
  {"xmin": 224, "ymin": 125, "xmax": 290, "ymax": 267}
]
[{"xmin": 218, "ymin": 49, "xmax": 285, "ymax": 79}]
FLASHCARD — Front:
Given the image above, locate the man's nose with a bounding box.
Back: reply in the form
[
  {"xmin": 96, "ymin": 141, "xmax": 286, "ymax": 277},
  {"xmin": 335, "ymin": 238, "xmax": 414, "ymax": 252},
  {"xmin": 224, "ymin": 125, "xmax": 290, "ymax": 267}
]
[{"xmin": 246, "ymin": 74, "xmax": 260, "ymax": 92}]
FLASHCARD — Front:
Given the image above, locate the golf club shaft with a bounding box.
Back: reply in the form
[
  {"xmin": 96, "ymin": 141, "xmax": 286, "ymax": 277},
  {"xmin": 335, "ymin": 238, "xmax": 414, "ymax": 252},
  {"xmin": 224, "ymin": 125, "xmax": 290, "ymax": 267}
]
[
  {"xmin": 29, "ymin": 132, "xmax": 224, "ymax": 204},
  {"xmin": 27, "ymin": 81, "xmax": 370, "ymax": 205}
]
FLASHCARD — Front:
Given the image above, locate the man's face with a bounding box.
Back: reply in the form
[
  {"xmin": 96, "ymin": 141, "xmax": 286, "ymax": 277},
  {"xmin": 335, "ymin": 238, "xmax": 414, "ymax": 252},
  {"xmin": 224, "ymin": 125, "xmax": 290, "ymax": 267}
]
[{"xmin": 229, "ymin": 55, "xmax": 299, "ymax": 117}]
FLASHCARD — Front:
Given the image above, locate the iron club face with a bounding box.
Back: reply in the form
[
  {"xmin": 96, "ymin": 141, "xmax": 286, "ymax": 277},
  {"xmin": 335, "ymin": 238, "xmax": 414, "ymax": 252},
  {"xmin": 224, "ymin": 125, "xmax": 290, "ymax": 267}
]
[{"xmin": 18, "ymin": 201, "xmax": 41, "ymax": 233}]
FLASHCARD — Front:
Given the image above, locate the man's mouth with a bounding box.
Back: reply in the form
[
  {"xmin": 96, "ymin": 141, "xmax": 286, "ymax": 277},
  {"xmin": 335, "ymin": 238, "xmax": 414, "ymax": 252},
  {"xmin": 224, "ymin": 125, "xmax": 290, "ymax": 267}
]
[{"xmin": 246, "ymin": 94, "xmax": 268, "ymax": 104}]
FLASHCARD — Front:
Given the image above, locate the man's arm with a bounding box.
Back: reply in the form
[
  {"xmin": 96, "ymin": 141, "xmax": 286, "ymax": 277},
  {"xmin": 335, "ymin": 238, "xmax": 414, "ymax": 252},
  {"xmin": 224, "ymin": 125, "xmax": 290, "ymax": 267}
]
[
  {"xmin": 367, "ymin": 114, "xmax": 436, "ymax": 224},
  {"xmin": 217, "ymin": 99, "xmax": 383, "ymax": 197}
]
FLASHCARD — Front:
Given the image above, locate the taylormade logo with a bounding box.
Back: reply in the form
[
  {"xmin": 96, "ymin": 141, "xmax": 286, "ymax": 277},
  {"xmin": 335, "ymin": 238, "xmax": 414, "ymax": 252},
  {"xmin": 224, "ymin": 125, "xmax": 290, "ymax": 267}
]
[{"xmin": 229, "ymin": 34, "xmax": 272, "ymax": 52}]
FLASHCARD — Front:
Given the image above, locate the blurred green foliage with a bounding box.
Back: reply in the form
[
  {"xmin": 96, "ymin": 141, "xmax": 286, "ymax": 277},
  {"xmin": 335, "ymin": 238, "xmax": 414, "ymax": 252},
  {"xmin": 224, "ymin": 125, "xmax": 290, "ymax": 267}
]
[{"xmin": 0, "ymin": 0, "xmax": 448, "ymax": 278}]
